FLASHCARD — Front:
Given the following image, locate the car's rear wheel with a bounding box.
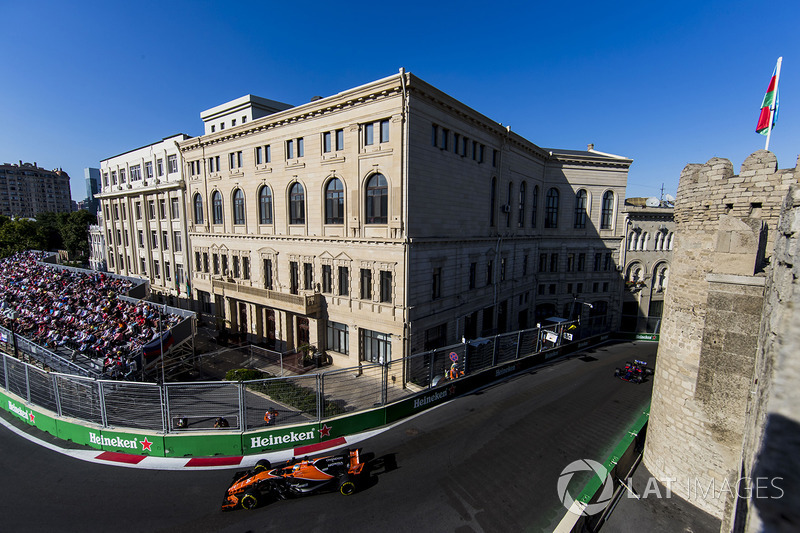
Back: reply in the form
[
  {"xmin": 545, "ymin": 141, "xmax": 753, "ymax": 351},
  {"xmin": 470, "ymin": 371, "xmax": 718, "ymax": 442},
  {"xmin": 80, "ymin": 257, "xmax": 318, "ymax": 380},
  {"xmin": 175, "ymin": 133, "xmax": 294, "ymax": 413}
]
[
  {"xmin": 254, "ymin": 459, "xmax": 271, "ymax": 472},
  {"xmin": 339, "ymin": 474, "xmax": 357, "ymax": 496},
  {"xmin": 240, "ymin": 491, "xmax": 259, "ymax": 510}
]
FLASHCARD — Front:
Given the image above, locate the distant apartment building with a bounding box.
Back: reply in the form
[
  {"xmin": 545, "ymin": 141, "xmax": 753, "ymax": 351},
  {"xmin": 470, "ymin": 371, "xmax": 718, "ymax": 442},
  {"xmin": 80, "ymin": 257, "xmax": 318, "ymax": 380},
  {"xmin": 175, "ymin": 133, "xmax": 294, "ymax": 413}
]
[
  {"xmin": 96, "ymin": 135, "xmax": 191, "ymax": 299},
  {"xmin": 0, "ymin": 161, "xmax": 72, "ymax": 217},
  {"xmin": 619, "ymin": 197, "xmax": 674, "ymax": 334},
  {"xmin": 180, "ymin": 71, "xmax": 632, "ymax": 365}
]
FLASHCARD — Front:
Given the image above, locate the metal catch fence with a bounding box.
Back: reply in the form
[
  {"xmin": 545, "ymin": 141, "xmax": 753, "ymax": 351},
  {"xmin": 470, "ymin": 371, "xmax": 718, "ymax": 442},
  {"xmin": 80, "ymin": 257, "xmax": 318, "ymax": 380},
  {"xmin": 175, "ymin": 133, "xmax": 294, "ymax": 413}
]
[{"xmin": 1, "ymin": 320, "xmax": 591, "ymax": 434}]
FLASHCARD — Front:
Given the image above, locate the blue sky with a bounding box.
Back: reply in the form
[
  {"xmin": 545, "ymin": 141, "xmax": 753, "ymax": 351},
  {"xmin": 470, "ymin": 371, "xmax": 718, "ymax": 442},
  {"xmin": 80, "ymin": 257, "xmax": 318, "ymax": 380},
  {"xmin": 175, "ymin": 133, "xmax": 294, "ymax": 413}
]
[{"xmin": 1, "ymin": 0, "xmax": 797, "ymax": 203}]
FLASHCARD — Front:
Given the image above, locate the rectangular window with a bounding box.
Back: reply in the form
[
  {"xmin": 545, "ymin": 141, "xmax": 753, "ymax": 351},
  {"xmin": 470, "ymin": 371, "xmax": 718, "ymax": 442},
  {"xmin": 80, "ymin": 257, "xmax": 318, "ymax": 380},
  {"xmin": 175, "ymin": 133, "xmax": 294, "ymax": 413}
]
[
  {"xmin": 469, "ymin": 262, "xmax": 476, "ymax": 289},
  {"xmin": 165, "ymin": 261, "xmax": 171, "ymax": 281},
  {"xmin": 140, "ymin": 257, "xmax": 146, "ymax": 274},
  {"xmin": 493, "ymin": 149, "xmax": 499, "ymax": 167},
  {"xmin": 255, "ymin": 146, "xmax": 263, "ymax": 165},
  {"xmin": 173, "ymin": 231, "xmax": 182, "ymax": 252},
  {"xmin": 171, "ymin": 198, "xmax": 180, "ymax": 219},
  {"xmin": 212, "ymin": 253, "xmax": 219, "ymax": 275},
  {"xmin": 265, "ymin": 145, "xmax": 271, "ymax": 163},
  {"xmin": 119, "ymin": 169, "xmax": 126, "ymax": 182},
  {"xmin": 195, "ymin": 251, "xmax": 201, "ymax": 272},
  {"xmin": 453, "ymin": 133, "xmax": 460, "ymax": 154},
  {"xmin": 148, "ymin": 200, "xmax": 155, "ymax": 220},
  {"xmin": 111, "ymin": 170, "xmax": 117, "ymax": 184},
  {"xmin": 380, "ymin": 119, "xmax": 390, "ymax": 143},
  {"xmin": 323, "ymin": 132, "xmax": 332, "ymax": 153},
  {"xmin": 145, "ymin": 161, "xmax": 153, "ymax": 179},
  {"xmin": 264, "ymin": 258, "xmax": 273, "ymax": 290},
  {"xmin": 364, "ymin": 123, "xmax": 374, "ymax": 145},
  {"xmin": 203, "ymin": 252, "xmax": 208, "ymax": 273},
  {"xmin": 380, "ymin": 270, "xmax": 392, "ymax": 303},
  {"xmin": 233, "ymin": 256, "xmax": 240, "ymax": 278},
  {"xmin": 221, "ymin": 255, "xmax": 228, "ymax": 276},
  {"xmin": 577, "ymin": 253, "xmax": 586, "ymax": 272},
  {"xmin": 539, "ymin": 253, "xmax": 547, "ymax": 273},
  {"xmin": 162, "ymin": 231, "xmax": 169, "ymax": 250},
  {"xmin": 472, "ymin": 141, "xmax": 478, "ymax": 160},
  {"xmin": 567, "ymin": 253, "xmax": 575, "ymax": 272},
  {"xmin": 157, "ymin": 159, "xmax": 164, "ymax": 176},
  {"xmin": 159, "ymin": 199, "xmax": 166, "ymax": 219},
  {"xmin": 154, "ymin": 260, "xmax": 160, "ymax": 278},
  {"xmin": 135, "ymin": 201, "xmax": 141, "ymax": 220},
  {"xmin": 486, "ymin": 260, "xmax": 494, "ymax": 285},
  {"xmin": 432, "ymin": 267, "xmax": 442, "ymax": 300},
  {"xmin": 360, "ymin": 268, "xmax": 372, "ymax": 299},
  {"xmin": 243, "ymin": 257, "xmax": 250, "ymax": 279},
  {"xmin": 327, "ymin": 321, "xmax": 349, "ymax": 355},
  {"xmin": 549, "ymin": 284, "xmax": 556, "ymax": 295},
  {"xmin": 593, "ymin": 282, "xmax": 599, "ymax": 293},
  {"xmin": 431, "ymin": 124, "xmax": 439, "ymax": 147},
  {"xmin": 168, "ymin": 155, "xmax": 178, "ymax": 174},
  {"xmin": 113, "ymin": 205, "xmax": 119, "ymax": 220},
  {"xmin": 335, "ymin": 129, "xmax": 344, "ymax": 150},
  {"xmin": 522, "ymin": 254, "xmax": 529, "ymax": 276},
  {"xmin": 441, "ymin": 128, "xmax": 449, "ymax": 150},
  {"xmin": 362, "ymin": 329, "xmax": 391, "ymax": 364},
  {"xmin": 500, "ymin": 258, "xmax": 506, "ymax": 281},
  {"xmin": 138, "ymin": 230, "xmax": 144, "ymax": 248},
  {"xmin": 576, "ymin": 282, "xmax": 583, "ymax": 294},
  {"xmin": 603, "ymin": 281, "xmax": 609, "ymax": 292},
  {"xmin": 604, "ymin": 253, "xmax": 613, "ymax": 271},
  {"xmin": 461, "ymin": 137, "xmax": 468, "ymax": 157},
  {"xmin": 176, "ymin": 264, "xmax": 184, "ymax": 285},
  {"xmin": 289, "ymin": 261, "xmax": 299, "ymax": 294},
  {"xmin": 338, "ymin": 266, "xmax": 349, "ymax": 296},
  {"xmin": 286, "ymin": 139, "xmax": 294, "ymax": 159},
  {"xmin": 151, "ymin": 230, "xmax": 158, "ymax": 248},
  {"xmin": 304, "ymin": 262, "xmax": 313, "ymax": 291},
  {"xmin": 479, "ymin": 144, "xmax": 485, "ymax": 163},
  {"xmin": 322, "ymin": 264, "xmax": 332, "ymax": 293},
  {"xmin": 594, "ymin": 253, "xmax": 602, "ymax": 271},
  {"xmin": 229, "ymin": 151, "xmax": 243, "ymax": 169},
  {"xmin": 130, "ymin": 165, "xmax": 141, "ymax": 181}
]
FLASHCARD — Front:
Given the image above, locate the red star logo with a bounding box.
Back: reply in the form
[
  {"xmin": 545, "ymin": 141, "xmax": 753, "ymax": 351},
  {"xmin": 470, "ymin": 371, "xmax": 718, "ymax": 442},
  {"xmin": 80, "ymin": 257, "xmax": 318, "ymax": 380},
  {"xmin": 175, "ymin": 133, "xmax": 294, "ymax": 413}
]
[
  {"xmin": 29, "ymin": 412, "xmax": 35, "ymax": 423},
  {"xmin": 448, "ymin": 385, "xmax": 456, "ymax": 396},
  {"xmin": 318, "ymin": 424, "xmax": 332, "ymax": 438},
  {"xmin": 140, "ymin": 437, "xmax": 153, "ymax": 452}
]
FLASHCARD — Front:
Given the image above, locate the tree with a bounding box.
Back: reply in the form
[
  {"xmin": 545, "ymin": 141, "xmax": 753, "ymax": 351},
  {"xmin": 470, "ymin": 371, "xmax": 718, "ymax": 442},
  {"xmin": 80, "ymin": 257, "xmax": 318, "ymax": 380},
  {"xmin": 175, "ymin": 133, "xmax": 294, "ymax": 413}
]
[
  {"xmin": 0, "ymin": 219, "xmax": 46, "ymax": 258},
  {"xmin": 60, "ymin": 210, "xmax": 96, "ymax": 259}
]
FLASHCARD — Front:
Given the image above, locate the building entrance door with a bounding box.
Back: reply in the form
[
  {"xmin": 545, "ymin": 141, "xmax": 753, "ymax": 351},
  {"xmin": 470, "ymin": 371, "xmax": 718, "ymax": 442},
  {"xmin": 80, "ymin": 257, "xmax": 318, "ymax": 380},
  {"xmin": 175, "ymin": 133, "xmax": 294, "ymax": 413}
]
[
  {"xmin": 266, "ymin": 309, "xmax": 276, "ymax": 349},
  {"xmin": 297, "ymin": 317, "xmax": 309, "ymax": 347},
  {"xmin": 238, "ymin": 302, "xmax": 248, "ymax": 338}
]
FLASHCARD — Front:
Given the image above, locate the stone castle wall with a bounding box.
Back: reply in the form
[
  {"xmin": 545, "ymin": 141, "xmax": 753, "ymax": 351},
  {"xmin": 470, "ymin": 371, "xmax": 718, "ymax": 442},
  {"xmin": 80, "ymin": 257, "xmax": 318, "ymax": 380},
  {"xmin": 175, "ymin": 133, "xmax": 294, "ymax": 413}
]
[{"xmin": 643, "ymin": 150, "xmax": 797, "ymax": 519}]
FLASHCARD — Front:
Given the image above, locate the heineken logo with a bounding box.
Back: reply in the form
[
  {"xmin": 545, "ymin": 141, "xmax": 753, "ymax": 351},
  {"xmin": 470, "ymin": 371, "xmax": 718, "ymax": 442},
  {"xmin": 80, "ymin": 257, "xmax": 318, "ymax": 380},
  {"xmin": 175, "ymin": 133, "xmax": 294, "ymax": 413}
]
[
  {"xmin": 413, "ymin": 389, "xmax": 449, "ymax": 409},
  {"xmin": 8, "ymin": 400, "xmax": 35, "ymax": 423},
  {"xmin": 250, "ymin": 430, "xmax": 316, "ymax": 449},
  {"xmin": 88, "ymin": 432, "xmax": 153, "ymax": 452}
]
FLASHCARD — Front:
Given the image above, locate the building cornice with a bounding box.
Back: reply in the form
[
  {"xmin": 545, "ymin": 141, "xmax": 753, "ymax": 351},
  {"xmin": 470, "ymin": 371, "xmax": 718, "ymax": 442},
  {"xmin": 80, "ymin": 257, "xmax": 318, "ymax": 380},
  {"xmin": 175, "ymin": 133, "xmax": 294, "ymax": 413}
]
[{"xmin": 96, "ymin": 179, "xmax": 184, "ymax": 199}]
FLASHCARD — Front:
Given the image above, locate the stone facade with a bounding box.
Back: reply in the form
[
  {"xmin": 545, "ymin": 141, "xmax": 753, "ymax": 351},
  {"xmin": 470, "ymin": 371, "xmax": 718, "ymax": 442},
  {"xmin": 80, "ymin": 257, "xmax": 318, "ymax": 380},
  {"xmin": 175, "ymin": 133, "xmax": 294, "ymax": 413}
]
[
  {"xmin": 96, "ymin": 134, "xmax": 192, "ymax": 300},
  {"xmin": 620, "ymin": 199, "xmax": 674, "ymax": 334},
  {"xmin": 180, "ymin": 71, "xmax": 632, "ymax": 365},
  {"xmin": 643, "ymin": 150, "xmax": 798, "ymax": 523}
]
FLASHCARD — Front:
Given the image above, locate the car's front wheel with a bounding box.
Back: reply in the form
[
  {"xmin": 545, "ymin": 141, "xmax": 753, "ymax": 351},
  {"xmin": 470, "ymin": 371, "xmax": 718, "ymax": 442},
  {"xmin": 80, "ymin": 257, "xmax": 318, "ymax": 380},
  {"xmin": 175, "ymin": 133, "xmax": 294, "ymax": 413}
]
[
  {"xmin": 254, "ymin": 459, "xmax": 271, "ymax": 472},
  {"xmin": 240, "ymin": 491, "xmax": 260, "ymax": 510}
]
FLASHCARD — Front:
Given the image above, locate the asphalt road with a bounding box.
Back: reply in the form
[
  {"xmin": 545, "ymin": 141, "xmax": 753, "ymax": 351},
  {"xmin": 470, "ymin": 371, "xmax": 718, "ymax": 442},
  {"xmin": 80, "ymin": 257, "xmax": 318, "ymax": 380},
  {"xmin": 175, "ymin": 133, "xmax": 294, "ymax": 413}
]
[{"xmin": 0, "ymin": 340, "xmax": 656, "ymax": 533}]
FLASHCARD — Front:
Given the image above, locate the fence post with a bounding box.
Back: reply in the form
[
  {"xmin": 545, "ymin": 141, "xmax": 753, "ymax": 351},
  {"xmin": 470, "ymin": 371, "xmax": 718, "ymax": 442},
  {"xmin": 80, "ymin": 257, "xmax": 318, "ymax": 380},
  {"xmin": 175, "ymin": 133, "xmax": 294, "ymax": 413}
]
[
  {"xmin": 24, "ymin": 364, "xmax": 31, "ymax": 403},
  {"xmin": 317, "ymin": 373, "xmax": 325, "ymax": 422},
  {"xmin": 3, "ymin": 352, "xmax": 8, "ymax": 391},
  {"xmin": 382, "ymin": 363, "xmax": 388, "ymax": 406},
  {"xmin": 52, "ymin": 374, "xmax": 62, "ymax": 417},
  {"xmin": 463, "ymin": 341, "xmax": 469, "ymax": 375},
  {"xmin": 492, "ymin": 335, "xmax": 499, "ymax": 367},
  {"xmin": 515, "ymin": 331, "xmax": 522, "ymax": 359},
  {"xmin": 238, "ymin": 381, "xmax": 247, "ymax": 431},
  {"xmin": 428, "ymin": 350, "xmax": 436, "ymax": 389},
  {"xmin": 98, "ymin": 381, "xmax": 108, "ymax": 428},
  {"xmin": 161, "ymin": 384, "xmax": 169, "ymax": 433}
]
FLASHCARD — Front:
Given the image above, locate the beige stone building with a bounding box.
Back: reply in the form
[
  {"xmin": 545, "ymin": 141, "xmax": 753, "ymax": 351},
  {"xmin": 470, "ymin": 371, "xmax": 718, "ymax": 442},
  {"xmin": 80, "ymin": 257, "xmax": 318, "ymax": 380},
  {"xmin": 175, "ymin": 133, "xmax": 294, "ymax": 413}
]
[
  {"xmin": 96, "ymin": 134, "xmax": 192, "ymax": 300},
  {"xmin": 619, "ymin": 197, "xmax": 674, "ymax": 334},
  {"xmin": 180, "ymin": 71, "xmax": 632, "ymax": 366}
]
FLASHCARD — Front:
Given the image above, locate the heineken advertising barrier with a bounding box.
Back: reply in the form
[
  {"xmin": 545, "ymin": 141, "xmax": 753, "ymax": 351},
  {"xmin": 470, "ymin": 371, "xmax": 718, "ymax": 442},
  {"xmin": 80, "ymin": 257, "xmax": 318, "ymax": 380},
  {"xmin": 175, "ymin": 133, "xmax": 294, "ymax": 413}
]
[{"xmin": 1, "ymin": 332, "xmax": 613, "ymax": 458}]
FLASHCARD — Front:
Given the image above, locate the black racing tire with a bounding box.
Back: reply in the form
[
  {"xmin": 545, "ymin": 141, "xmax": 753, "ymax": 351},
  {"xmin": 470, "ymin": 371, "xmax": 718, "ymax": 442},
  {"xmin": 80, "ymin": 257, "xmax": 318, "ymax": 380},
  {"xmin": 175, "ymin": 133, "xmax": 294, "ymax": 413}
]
[
  {"xmin": 614, "ymin": 368, "xmax": 621, "ymax": 377},
  {"xmin": 645, "ymin": 368, "xmax": 654, "ymax": 376},
  {"xmin": 254, "ymin": 459, "xmax": 271, "ymax": 472},
  {"xmin": 339, "ymin": 474, "xmax": 358, "ymax": 496},
  {"xmin": 240, "ymin": 491, "xmax": 259, "ymax": 510}
]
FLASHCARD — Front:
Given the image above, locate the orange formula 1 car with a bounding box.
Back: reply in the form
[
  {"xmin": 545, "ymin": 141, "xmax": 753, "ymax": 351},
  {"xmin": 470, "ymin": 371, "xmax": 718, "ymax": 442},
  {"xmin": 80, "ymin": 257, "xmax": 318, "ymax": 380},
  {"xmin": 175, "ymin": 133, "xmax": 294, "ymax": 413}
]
[{"xmin": 222, "ymin": 449, "xmax": 367, "ymax": 511}]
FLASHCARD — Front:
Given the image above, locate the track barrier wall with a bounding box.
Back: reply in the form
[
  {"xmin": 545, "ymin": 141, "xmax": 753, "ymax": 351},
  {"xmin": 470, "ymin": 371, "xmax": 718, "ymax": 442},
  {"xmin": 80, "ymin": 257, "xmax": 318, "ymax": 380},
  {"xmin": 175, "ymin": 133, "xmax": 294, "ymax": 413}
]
[{"xmin": 1, "ymin": 325, "xmax": 615, "ymax": 458}]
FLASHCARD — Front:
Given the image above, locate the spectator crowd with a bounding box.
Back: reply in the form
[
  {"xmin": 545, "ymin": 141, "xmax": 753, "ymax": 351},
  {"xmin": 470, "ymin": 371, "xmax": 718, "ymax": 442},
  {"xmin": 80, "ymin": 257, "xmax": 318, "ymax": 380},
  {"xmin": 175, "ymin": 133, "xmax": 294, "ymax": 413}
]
[{"xmin": 0, "ymin": 251, "xmax": 182, "ymax": 379}]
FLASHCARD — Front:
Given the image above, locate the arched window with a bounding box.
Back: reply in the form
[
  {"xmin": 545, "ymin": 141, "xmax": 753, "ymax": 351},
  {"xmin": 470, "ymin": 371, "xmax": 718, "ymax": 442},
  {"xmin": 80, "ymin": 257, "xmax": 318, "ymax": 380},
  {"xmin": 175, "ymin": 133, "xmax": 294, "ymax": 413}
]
[
  {"xmin": 325, "ymin": 178, "xmax": 344, "ymax": 224},
  {"xmin": 232, "ymin": 188, "xmax": 245, "ymax": 225},
  {"xmin": 490, "ymin": 177, "xmax": 497, "ymax": 227},
  {"xmin": 574, "ymin": 189, "xmax": 587, "ymax": 229},
  {"xmin": 258, "ymin": 186, "xmax": 272, "ymax": 224},
  {"xmin": 545, "ymin": 188, "xmax": 559, "ymax": 228},
  {"xmin": 193, "ymin": 193, "xmax": 204, "ymax": 224},
  {"xmin": 655, "ymin": 264, "xmax": 669, "ymax": 292},
  {"xmin": 289, "ymin": 182, "xmax": 305, "ymax": 224},
  {"xmin": 667, "ymin": 232, "xmax": 674, "ymax": 250},
  {"xmin": 211, "ymin": 191, "xmax": 223, "ymax": 225},
  {"xmin": 628, "ymin": 232, "xmax": 637, "ymax": 251},
  {"xmin": 518, "ymin": 182, "xmax": 526, "ymax": 228},
  {"xmin": 365, "ymin": 173, "xmax": 388, "ymax": 224},
  {"xmin": 601, "ymin": 191, "xmax": 614, "ymax": 229},
  {"xmin": 642, "ymin": 232, "xmax": 650, "ymax": 251},
  {"xmin": 531, "ymin": 185, "xmax": 538, "ymax": 228},
  {"xmin": 506, "ymin": 181, "xmax": 513, "ymax": 227}
]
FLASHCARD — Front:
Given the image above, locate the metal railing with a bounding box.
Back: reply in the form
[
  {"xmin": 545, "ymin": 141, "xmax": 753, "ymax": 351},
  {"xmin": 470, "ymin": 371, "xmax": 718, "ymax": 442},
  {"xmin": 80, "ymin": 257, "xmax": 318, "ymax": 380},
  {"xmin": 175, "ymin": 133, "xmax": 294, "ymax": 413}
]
[{"xmin": 1, "ymin": 319, "xmax": 599, "ymax": 434}]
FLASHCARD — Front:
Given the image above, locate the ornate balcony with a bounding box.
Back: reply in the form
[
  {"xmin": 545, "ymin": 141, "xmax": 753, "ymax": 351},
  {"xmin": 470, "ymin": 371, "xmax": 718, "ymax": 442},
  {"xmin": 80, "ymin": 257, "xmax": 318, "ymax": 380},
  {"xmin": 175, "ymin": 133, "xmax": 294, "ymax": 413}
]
[{"xmin": 211, "ymin": 279, "xmax": 322, "ymax": 316}]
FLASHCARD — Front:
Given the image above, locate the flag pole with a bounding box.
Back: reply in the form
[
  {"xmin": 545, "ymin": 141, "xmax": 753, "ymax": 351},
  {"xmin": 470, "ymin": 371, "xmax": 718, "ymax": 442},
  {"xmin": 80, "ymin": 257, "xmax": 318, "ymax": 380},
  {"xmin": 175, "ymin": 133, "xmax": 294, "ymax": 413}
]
[{"xmin": 765, "ymin": 57, "xmax": 783, "ymax": 151}]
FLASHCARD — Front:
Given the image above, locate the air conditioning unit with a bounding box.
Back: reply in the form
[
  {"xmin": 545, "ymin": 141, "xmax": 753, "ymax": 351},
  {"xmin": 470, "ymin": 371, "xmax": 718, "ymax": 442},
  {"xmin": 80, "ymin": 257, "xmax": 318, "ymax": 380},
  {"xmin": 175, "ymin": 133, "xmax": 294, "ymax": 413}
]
[{"xmin": 501, "ymin": 204, "xmax": 511, "ymax": 213}]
